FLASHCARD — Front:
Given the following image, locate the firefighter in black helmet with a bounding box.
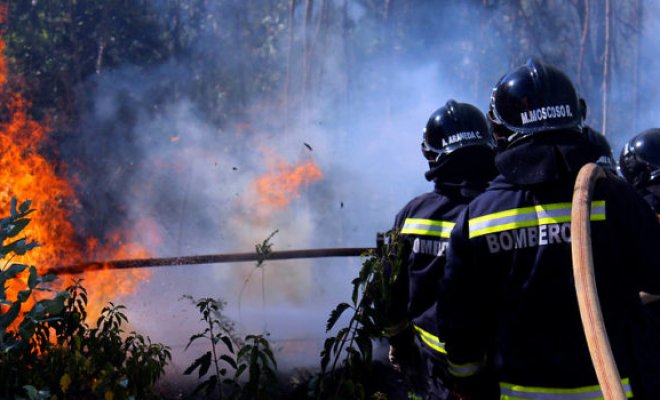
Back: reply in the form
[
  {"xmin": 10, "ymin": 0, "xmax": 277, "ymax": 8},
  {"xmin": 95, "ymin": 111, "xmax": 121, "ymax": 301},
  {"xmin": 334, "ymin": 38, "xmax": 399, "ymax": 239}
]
[
  {"xmin": 620, "ymin": 129, "xmax": 660, "ymax": 311},
  {"xmin": 438, "ymin": 59, "xmax": 660, "ymax": 399},
  {"xmin": 383, "ymin": 100, "xmax": 497, "ymax": 399}
]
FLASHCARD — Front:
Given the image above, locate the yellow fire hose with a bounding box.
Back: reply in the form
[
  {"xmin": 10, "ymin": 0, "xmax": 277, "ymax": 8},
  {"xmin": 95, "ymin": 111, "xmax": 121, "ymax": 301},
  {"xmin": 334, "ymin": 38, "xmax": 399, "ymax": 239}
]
[{"xmin": 571, "ymin": 162, "xmax": 626, "ymax": 400}]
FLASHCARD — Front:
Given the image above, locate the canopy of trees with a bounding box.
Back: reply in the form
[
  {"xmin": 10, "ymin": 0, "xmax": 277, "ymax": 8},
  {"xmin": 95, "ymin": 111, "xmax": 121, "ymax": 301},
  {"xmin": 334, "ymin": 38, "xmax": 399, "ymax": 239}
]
[{"xmin": 2, "ymin": 0, "xmax": 646, "ymax": 137}]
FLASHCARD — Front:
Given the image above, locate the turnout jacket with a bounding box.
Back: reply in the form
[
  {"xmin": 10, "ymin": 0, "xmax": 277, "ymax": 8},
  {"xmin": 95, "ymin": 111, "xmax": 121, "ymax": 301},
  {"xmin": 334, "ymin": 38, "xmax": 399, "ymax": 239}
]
[
  {"xmin": 642, "ymin": 191, "xmax": 660, "ymax": 221},
  {"xmin": 385, "ymin": 183, "xmax": 478, "ymax": 359},
  {"xmin": 438, "ymin": 133, "xmax": 660, "ymax": 399}
]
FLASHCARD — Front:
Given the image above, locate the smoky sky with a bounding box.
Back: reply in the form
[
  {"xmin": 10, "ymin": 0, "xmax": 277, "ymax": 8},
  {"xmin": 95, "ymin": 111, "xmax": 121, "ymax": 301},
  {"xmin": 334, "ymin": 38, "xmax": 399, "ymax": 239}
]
[{"xmin": 54, "ymin": 0, "xmax": 660, "ymax": 375}]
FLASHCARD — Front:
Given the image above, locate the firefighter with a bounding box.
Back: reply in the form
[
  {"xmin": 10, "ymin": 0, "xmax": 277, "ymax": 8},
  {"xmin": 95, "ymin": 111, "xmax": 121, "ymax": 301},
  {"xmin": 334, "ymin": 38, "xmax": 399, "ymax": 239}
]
[
  {"xmin": 384, "ymin": 100, "xmax": 498, "ymax": 399},
  {"xmin": 619, "ymin": 128, "xmax": 660, "ymax": 218},
  {"xmin": 438, "ymin": 59, "xmax": 660, "ymax": 399},
  {"xmin": 619, "ymin": 129, "xmax": 660, "ymax": 312}
]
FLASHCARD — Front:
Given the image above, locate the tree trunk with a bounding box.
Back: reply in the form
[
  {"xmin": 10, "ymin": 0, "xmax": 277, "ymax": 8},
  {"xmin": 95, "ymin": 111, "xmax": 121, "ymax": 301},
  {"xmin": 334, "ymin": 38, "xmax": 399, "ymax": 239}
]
[
  {"xmin": 302, "ymin": 0, "xmax": 313, "ymax": 123},
  {"xmin": 284, "ymin": 0, "xmax": 296, "ymax": 133},
  {"xmin": 578, "ymin": 0, "xmax": 590, "ymax": 88},
  {"xmin": 309, "ymin": 0, "xmax": 328, "ymax": 100},
  {"xmin": 96, "ymin": 1, "xmax": 112, "ymax": 75},
  {"xmin": 601, "ymin": 0, "xmax": 611, "ymax": 136},
  {"xmin": 632, "ymin": 0, "xmax": 642, "ymax": 132}
]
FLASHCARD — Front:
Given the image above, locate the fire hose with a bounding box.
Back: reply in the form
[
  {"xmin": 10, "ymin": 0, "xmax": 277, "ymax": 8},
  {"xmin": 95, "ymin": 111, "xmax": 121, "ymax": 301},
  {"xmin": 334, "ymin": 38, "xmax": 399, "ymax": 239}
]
[
  {"xmin": 571, "ymin": 162, "xmax": 626, "ymax": 400},
  {"xmin": 46, "ymin": 247, "xmax": 376, "ymax": 276}
]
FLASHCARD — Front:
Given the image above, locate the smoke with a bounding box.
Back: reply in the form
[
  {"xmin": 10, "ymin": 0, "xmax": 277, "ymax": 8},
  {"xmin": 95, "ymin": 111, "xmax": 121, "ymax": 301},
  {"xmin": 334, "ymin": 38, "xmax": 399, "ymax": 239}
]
[
  {"xmin": 630, "ymin": 0, "xmax": 660, "ymax": 152},
  {"xmin": 60, "ymin": 5, "xmax": 469, "ymax": 376}
]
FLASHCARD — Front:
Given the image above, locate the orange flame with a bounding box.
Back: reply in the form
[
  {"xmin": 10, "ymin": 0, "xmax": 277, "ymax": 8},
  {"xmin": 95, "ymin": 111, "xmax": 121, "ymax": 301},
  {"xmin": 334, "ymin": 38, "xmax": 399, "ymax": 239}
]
[
  {"xmin": 0, "ymin": 9, "xmax": 151, "ymax": 322},
  {"xmin": 253, "ymin": 150, "xmax": 323, "ymax": 208}
]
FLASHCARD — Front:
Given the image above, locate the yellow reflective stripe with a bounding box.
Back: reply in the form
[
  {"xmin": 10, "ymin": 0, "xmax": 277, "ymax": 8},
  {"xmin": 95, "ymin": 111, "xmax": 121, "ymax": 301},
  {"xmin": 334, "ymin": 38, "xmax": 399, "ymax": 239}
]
[
  {"xmin": 469, "ymin": 201, "xmax": 606, "ymax": 239},
  {"xmin": 447, "ymin": 359, "xmax": 483, "ymax": 377},
  {"xmin": 470, "ymin": 202, "xmax": 574, "ymax": 224},
  {"xmin": 401, "ymin": 218, "xmax": 455, "ymax": 238},
  {"xmin": 500, "ymin": 378, "xmax": 633, "ymax": 400},
  {"xmin": 382, "ymin": 320, "xmax": 410, "ymax": 337},
  {"xmin": 413, "ymin": 325, "xmax": 446, "ymax": 355}
]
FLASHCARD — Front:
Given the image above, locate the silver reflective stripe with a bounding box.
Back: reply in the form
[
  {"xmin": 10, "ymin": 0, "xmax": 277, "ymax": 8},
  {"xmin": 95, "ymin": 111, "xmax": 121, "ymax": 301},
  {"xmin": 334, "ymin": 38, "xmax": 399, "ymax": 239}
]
[
  {"xmin": 469, "ymin": 201, "xmax": 606, "ymax": 238},
  {"xmin": 499, "ymin": 378, "xmax": 633, "ymax": 400},
  {"xmin": 401, "ymin": 218, "xmax": 455, "ymax": 239},
  {"xmin": 447, "ymin": 359, "xmax": 482, "ymax": 377}
]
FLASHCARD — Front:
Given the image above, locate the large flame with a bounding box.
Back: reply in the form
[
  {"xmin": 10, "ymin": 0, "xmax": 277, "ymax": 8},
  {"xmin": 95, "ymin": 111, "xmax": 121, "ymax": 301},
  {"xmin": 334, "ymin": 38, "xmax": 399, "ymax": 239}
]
[
  {"xmin": 0, "ymin": 10, "xmax": 149, "ymax": 320},
  {"xmin": 252, "ymin": 148, "xmax": 323, "ymax": 209}
]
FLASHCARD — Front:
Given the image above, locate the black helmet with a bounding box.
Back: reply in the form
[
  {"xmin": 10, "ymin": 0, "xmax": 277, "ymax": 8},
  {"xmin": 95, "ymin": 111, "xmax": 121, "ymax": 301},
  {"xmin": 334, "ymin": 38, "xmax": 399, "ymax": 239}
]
[
  {"xmin": 421, "ymin": 99, "xmax": 494, "ymax": 166},
  {"xmin": 583, "ymin": 126, "xmax": 616, "ymax": 172},
  {"xmin": 619, "ymin": 128, "xmax": 660, "ymax": 189},
  {"xmin": 488, "ymin": 59, "xmax": 582, "ymax": 146}
]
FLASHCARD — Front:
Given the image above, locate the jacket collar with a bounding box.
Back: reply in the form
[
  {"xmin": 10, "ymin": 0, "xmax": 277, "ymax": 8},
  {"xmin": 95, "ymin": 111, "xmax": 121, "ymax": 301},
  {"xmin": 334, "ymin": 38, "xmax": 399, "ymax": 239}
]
[{"xmin": 494, "ymin": 131, "xmax": 599, "ymax": 186}]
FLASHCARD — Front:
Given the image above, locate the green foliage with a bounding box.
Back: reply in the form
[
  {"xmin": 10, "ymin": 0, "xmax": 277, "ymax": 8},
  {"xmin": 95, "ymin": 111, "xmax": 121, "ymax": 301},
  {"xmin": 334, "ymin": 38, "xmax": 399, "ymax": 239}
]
[
  {"xmin": 311, "ymin": 231, "xmax": 404, "ymax": 400},
  {"xmin": 0, "ymin": 198, "xmax": 171, "ymax": 399},
  {"xmin": 183, "ymin": 295, "xmax": 241, "ymax": 398},
  {"xmin": 236, "ymin": 334, "xmax": 279, "ymax": 400},
  {"xmin": 5, "ymin": 1, "xmax": 172, "ymax": 123},
  {"xmin": 255, "ymin": 229, "xmax": 278, "ymax": 268},
  {"xmin": 39, "ymin": 288, "xmax": 172, "ymax": 399},
  {"xmin": 183, "ymin": 296, "xmax": 279, "ymax": 399}
]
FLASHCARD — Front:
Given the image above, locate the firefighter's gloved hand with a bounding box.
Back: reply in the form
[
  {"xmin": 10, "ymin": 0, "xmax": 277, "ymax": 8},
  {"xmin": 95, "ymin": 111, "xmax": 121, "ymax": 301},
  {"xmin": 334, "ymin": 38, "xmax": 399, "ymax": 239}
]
[{"xmin": 387, "ymin": 326, "xmax": 420, "ymax": 373}]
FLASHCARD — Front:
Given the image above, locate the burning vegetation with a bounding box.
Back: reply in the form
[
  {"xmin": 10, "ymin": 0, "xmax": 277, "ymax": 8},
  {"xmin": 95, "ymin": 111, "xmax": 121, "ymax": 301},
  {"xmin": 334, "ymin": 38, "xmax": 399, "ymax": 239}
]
[
  {"xmin": 253, "ymin": 149, "xmax": 324, "ymax": 209},
  {"xmin": 0, "ymin": 7, "xmax": 149, "ymax": 320}
]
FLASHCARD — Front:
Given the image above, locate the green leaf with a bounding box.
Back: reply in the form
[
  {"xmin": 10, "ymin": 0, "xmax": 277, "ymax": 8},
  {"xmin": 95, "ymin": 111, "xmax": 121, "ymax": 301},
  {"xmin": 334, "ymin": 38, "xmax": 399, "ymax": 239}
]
[
  {"xmin": 261, "ymin": 344, "xmax": 277, "ymax": 369},
  {"xmin": 326, "ymin": 302, "xmax": 351, "ymax": 332},
  {"xmin": 23, "ymin": 385, "xmax": 38, "ymax": 400},
  {"xmin": 10, "ymin": 197, "xmax": 17, "ymax": 218},
  {"xmin": 352, "ymin": 278, "xmax": 360, "ymax": 305},
  {"xmin": 355, "ymin": 333, "xmax": 373, "ymax": 362},
  {"xmin": 40, "ymin": 294, "xmax": 67, "ymax": 315},
  {"xmin": 220, "ymin": 354, "xmax": 237, "ymax": 369},
  {"xmin": 184, "ymin": 351, "xmax": 212, "ymax": 378},
  {"xmin": 18, "ymin": 200, "xmax": 32, "ymax": 214},
  {"xmin": 17, "ymin": 289, "xmax": 31, "ymax": 303},
  {"xmin": 18, "ymin": 319, "xmax": 36, "ymax": 341},
  {"xmin": 3, "ymin": 263, "xmax": 28, "ymax": 279},
  {"xmin": 220, "ymin": 335, "xmax": 234, "ymax": 353},
  {"xmin": 320, "ymin": 337, "xmax": 335, "ymax": 371},
  {"xmin": 38, "ymin": 273, "xmax": 57, "ymax": 284},
  {"xmin": 184, "ymin": 333, "xmax": 206, "ymax": 351},
  {"xmin": 7, "ymin": 218, "xmax": 30, "ymax": 238},
  {"xmin": 27, "ymin": 265, "xmax": 38, "ymax": 289},
  {"xmin": 235, "ymin": 363, "xmax": 247, "ymax": 378},
  {"xmin": 197, "ymin": 352, "xmax": 212, "ymax": 378},
  {"xmin": 204, "ymin": 375, "xmax": 218, "ymax": 396}
]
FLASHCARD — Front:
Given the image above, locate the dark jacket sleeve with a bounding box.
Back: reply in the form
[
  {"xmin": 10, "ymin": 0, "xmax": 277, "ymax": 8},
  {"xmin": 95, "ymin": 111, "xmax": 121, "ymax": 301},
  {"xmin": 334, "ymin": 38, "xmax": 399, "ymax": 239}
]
[
  {"xmin": 603, "ymin": 178, "xmax": 660, "ymax": 294},
  {"xmin": 437, "ymin": 207, "xmax": 494, "ymax": 377}
]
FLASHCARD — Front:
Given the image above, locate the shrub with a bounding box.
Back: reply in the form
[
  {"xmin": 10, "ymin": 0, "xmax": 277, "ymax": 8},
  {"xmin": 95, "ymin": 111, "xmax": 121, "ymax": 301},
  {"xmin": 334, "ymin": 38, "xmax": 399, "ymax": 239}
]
[{"xmin": 0, "ymin": 198, "xmax": 171, "ymax": 399}]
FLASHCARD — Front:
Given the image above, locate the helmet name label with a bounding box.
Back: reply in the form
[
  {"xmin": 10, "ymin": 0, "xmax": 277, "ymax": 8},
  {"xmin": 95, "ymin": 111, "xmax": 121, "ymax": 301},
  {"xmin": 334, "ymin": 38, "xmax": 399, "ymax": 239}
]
[
  {"xmin": 440, "ymin": 131, "xmax": 483, "ymax": 147},
  {"xmin": 520, "ymin": 105, "xmax": 573, "ymax": 125}
]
